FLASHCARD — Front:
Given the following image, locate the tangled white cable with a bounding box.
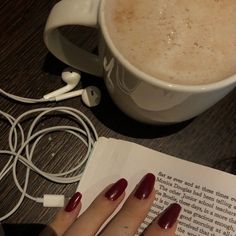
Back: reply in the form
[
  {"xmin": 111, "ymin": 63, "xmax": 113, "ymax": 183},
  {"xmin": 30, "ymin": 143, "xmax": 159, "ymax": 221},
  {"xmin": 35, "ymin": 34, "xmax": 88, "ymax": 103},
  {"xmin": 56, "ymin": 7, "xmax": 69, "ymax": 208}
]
[{"xmin": 0, "ymin": 106, "xmax": 98, "ymax": 221}]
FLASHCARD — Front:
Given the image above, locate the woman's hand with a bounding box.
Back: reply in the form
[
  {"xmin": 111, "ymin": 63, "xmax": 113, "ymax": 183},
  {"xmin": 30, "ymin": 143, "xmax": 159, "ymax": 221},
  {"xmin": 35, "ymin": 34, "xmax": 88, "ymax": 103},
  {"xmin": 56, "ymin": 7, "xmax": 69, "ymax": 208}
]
[{"xmin": 40, "ymin": 173, "xmax": 181, "ymax": 236}]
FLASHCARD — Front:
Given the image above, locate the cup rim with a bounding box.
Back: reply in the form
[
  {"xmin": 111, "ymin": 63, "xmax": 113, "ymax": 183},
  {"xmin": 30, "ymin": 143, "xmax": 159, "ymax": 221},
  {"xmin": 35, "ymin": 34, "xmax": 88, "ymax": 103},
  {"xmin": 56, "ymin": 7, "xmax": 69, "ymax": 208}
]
[{"xmin": 99, "ymin": 0, "xmax": 236, "ymax": 93}]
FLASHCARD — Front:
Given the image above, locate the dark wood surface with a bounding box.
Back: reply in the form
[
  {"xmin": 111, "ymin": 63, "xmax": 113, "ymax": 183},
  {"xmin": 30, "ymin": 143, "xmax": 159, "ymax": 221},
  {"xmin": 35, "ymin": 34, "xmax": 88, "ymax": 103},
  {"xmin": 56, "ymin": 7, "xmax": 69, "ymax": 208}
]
[{"xmin": 0, "ymin": 0, "xmax": 236, "ymax": 232}]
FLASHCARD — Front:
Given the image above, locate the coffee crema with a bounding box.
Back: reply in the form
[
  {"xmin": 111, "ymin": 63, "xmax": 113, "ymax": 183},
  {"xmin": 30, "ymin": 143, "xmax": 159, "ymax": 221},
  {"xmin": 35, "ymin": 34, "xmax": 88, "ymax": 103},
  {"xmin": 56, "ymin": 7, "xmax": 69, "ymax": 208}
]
[{"xmin": 105, "ymin": 0, "xmax": 236, "ymax": 85}]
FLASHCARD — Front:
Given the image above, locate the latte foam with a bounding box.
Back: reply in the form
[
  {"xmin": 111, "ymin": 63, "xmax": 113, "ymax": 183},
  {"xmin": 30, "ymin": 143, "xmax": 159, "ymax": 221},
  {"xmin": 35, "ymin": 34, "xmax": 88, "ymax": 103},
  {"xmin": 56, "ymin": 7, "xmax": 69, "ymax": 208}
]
[{"xmin": 105, "ymin": 0, "xmax": 236, "ymax": 85}]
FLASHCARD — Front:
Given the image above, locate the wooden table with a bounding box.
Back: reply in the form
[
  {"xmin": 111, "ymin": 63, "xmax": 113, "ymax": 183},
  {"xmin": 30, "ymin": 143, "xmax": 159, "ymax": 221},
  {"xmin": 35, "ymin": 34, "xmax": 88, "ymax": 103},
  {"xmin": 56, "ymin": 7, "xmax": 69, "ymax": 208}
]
[{"xmin": 0, "ymin": 0, "xmax": 235, "ymax": 234}]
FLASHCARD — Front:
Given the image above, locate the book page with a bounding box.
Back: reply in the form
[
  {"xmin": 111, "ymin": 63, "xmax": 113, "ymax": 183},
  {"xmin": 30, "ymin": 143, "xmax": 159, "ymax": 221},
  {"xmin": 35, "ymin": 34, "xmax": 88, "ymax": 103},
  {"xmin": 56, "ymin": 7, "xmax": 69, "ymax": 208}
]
[{"xmin": 77, "ymin": 137, "xmax": 236, "ymax": 236}]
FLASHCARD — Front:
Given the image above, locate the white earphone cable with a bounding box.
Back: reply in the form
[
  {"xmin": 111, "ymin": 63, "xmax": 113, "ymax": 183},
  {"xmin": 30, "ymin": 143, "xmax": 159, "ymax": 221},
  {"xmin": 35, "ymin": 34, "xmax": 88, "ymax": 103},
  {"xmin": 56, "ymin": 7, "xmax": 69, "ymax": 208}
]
[
  {"xmin": 0, "ymin": 106, "xmax": 98, "ymax": 221},
  {"xmin": 0, "ymin": 88, "xmax": 56, "ymax": 103}
]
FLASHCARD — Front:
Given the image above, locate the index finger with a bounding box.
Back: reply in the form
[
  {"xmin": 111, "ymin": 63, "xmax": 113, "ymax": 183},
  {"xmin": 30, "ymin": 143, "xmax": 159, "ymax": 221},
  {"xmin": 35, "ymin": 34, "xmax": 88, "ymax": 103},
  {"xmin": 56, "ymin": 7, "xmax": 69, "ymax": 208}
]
[{"xmin": 143, "ymin": 203, "xmax": 181, "ymax": 236}]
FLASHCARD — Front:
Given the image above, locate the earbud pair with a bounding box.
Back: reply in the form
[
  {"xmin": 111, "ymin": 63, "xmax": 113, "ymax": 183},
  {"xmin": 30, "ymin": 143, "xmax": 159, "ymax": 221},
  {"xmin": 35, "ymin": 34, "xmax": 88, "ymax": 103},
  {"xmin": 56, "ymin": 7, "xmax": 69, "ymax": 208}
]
[{"xmin": 43, "ymin": 68, "xmax": 101, "ymax": 107}]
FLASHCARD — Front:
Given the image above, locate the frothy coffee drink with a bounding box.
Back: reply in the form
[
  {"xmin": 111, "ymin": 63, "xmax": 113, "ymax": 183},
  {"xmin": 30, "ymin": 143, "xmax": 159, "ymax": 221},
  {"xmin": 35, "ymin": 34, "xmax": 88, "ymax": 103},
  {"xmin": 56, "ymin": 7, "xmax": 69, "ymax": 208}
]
[{"xmin": 105, "ymin": 0, "xmax": 236, "ymax": 85}]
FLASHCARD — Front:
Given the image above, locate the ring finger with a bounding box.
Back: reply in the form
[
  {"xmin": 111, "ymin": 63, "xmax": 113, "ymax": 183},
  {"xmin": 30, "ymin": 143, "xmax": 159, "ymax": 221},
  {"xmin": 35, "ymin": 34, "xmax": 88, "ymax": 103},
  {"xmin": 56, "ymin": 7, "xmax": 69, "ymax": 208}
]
[{"xmin": 64, "ymin": 178, "xmax": 128, "ymax": 236}]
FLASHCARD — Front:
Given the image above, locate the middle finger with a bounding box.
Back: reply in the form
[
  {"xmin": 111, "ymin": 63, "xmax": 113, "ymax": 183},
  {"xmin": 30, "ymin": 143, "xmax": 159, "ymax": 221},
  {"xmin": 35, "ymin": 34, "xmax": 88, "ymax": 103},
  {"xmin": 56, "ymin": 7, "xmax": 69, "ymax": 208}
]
[{"xmin": 100, "ymin": 173, "xmax": 156, "ymax": 236}]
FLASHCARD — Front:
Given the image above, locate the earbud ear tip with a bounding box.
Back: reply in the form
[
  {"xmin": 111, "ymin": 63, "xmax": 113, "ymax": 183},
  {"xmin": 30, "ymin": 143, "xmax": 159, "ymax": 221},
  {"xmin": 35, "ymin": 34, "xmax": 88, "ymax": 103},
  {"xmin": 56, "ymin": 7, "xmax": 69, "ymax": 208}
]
[
  {"xmin": 82, "ymin": 86, "xmax": 101, "ymax": 107},
  {"xmin": 61, "ymin": 68, "xmax": 81, "ymax": 84}
]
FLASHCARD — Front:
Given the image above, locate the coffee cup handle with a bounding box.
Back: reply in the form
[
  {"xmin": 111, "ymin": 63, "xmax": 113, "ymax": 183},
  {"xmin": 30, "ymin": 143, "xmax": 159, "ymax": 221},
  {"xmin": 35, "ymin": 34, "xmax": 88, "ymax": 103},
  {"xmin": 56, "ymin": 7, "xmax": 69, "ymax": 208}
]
[{"xmin": 44, "ymin": 0, "xmax": 102, "ymax": 77}]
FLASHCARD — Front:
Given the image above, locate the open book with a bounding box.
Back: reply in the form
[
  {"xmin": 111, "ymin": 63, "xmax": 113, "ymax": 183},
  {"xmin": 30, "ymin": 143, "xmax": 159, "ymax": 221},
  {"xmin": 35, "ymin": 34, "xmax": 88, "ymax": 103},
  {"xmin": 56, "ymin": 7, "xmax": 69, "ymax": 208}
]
[{"xmin": 77, "ymin": 137, "xmax": 236, "ymax": 236}]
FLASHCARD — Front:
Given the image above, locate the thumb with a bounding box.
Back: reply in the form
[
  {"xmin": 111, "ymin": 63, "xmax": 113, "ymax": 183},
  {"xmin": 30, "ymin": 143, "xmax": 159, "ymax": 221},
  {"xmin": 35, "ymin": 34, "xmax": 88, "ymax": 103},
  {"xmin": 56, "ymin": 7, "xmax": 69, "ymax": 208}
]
[{"xmin": 40, "ymin": 192, "xmax": 82, "ymax": 236}]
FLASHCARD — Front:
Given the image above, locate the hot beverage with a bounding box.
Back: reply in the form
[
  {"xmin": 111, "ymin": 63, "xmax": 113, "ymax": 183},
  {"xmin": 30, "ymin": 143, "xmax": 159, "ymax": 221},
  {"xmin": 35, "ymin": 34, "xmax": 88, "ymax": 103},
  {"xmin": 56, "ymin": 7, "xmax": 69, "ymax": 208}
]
[{"xmin": 105, "ymin": 0, "xmax": 236, "ymax": 85}]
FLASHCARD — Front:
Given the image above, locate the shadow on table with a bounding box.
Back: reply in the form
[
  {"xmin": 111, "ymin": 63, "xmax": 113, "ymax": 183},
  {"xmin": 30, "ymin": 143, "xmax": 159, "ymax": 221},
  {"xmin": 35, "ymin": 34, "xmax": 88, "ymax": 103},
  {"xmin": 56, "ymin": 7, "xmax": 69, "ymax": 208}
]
[
  {"xmin": 1, "ymin": 224, "xmax": 57, "ymax": 236},
  {"xmin": 93, "ymin": 100, "xmax": 193, "ymax": 138},
  {"xmin": 82, "ymin": 74, "xmax": 193, "ymax": 138},
  {"xmin": 213, "ymin": 157, "xmax": 236, "ymax": 175}
]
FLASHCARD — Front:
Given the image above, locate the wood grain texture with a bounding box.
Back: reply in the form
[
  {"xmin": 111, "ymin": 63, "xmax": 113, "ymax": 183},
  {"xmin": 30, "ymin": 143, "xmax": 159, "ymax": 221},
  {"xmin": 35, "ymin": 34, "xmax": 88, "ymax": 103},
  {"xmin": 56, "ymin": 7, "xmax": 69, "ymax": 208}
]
[{"xmin": 0, "ymin": 0, "xmax": 235, "ymax": 229}]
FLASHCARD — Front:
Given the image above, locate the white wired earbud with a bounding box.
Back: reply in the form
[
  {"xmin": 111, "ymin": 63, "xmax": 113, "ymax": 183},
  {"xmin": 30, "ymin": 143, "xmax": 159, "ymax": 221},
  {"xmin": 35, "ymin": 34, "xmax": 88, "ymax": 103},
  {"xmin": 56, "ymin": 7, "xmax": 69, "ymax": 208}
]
[
  {"xmin": 0, "ymin": 69, "xmax": 101, "ymax": 220},
  {"xmin": 44, "ymin": 68, "xmax": 81, "ymax": 99},
  {"xmin": 54, "ymin": 86, "xmax": 101, "ymax": 107},
  {"xmin": 43, "ymin": 68, "xmax": 101, "ymax": 107},
  {"xmin": 0, "ymin": 68, "xmax": 101, "ymax": 107},
  {"xmin": 0, "ymin": 107, "xmax": 98, "ymax": 221}
]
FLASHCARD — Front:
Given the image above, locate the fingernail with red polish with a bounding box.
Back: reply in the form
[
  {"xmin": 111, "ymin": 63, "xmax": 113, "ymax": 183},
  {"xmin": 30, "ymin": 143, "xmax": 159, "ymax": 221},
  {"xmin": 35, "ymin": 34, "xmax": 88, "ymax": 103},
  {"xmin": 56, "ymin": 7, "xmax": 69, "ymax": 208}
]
[
  {"xmin": 105, "ymin": 178, "xmax": 128, "ymax": 201},
  {"xmin": 158, "ymin": 203, "xmax": 182, "ymax": 229},
  {"xmin": 65, "ymin": 192, "xmax": 82, "ymax": 212},
  {"xmin": 134, "ymin": 173, "xmax": 155, "ymax": 200}
]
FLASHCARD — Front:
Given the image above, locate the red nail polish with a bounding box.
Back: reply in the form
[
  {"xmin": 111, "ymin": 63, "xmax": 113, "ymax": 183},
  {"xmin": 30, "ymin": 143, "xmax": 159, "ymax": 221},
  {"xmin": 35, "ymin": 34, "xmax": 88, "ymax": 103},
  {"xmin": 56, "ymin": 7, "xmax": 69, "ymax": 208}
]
[
  {"xmin": 65, "ymin": 192, "xmax": 82, "ymax": 212},
  {"xmin": 105, "ymin": 178, "xmax": 128, "ymax": 201},
  {"xmin": 134, "ymin": 173, "xmax": 155, "ymax": 200},
  {"xmin": 158, "ymin": 203, "xmax": 182, "ymax": 229}
]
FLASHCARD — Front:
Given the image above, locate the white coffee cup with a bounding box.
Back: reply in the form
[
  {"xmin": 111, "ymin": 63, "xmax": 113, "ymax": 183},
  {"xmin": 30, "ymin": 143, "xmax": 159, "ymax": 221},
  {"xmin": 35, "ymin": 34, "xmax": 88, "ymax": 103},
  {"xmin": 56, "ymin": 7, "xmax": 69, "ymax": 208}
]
[{"xmin": 44, "ymin": 0, "xmax": 236, "ymax": 124}]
